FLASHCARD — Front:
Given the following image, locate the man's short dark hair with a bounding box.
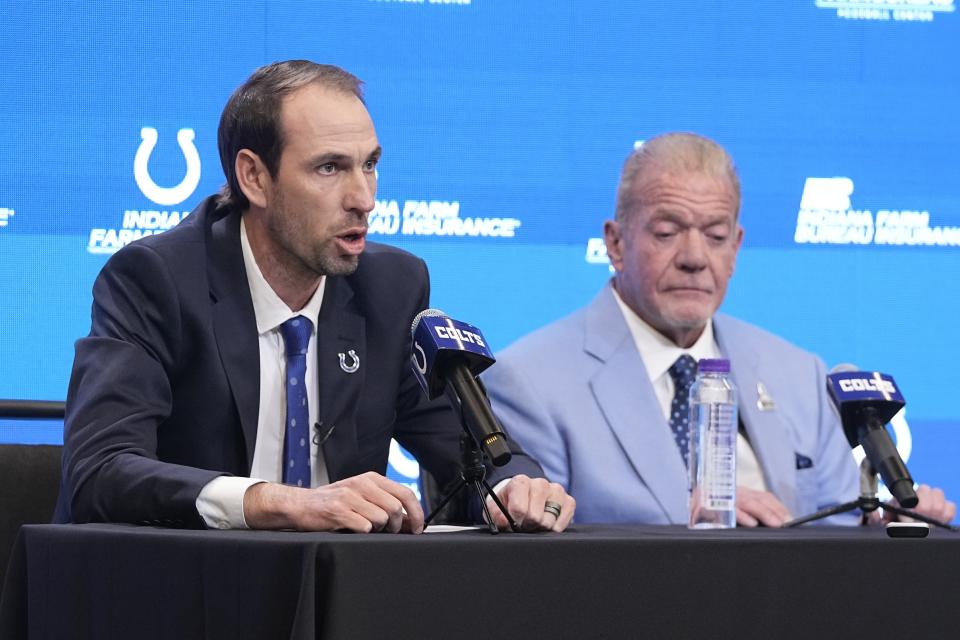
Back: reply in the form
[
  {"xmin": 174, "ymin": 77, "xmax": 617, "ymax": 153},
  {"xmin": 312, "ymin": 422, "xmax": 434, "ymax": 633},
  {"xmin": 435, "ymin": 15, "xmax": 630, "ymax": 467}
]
[{"xmin": 217, "ymin": 60, "xmax": 364, "ymax": 210}]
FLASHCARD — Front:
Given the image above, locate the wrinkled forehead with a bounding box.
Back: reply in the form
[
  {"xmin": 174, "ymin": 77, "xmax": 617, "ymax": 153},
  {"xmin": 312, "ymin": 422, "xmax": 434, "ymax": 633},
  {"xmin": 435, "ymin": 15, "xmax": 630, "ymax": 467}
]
[{"xmin": 628, "ymin": 170, "xmax": 740, "ymax": 223}]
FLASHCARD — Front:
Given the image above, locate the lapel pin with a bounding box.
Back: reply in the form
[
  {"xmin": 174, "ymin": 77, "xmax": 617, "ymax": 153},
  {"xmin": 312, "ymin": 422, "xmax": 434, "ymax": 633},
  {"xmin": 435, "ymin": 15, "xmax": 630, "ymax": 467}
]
[
  {"xmin": 756, "ymin": 382, "xmax": 776, "ymax": 411},
  {"xmin": 338, "ymin": 349, "xmax": 360, "ymax": 374}
]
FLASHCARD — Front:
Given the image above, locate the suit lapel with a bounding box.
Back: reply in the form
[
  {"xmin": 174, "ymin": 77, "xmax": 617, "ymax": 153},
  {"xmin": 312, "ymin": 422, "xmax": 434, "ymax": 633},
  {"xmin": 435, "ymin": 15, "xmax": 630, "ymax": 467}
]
[
  {"xmin": 585, "ymin": 286, "xmax": 689, "ymax": 523},
  {"xmin": 207, "ymin": 208, "xmax": 260, "ymax": 468},
  {"xmin": 715, "ymin": 316, "xmax": 798, "ymax": 512},
  {"xmin": 315, "ymin": 277, "xmax": 366, "ymax": 481}
]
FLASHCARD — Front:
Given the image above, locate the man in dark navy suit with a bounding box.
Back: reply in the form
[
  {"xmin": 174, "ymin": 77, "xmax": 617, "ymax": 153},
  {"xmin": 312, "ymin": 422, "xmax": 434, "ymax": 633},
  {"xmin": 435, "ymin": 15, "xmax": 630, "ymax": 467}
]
[{"xmin": 55, "ymin": 60, "xmax": 575, "ymax": 533}]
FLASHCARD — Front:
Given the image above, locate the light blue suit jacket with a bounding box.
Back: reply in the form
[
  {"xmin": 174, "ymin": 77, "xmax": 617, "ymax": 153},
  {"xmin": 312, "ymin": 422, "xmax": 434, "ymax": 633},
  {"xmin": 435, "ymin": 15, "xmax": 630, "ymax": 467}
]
[{"xmin": 484, "ymin": 283, "xmax": 859, "ymax": 525}]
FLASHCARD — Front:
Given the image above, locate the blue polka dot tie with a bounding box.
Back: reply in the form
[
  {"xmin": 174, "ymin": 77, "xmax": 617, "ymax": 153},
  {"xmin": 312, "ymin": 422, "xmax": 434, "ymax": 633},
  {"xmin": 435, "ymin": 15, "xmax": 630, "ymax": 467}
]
[
  {"xmin": 667, "ymin": 354, "xmax": 698, "ymax": 468},
  {"xmin": 280, "ymin": 315, "xmax": 312, "ymax": 487}
]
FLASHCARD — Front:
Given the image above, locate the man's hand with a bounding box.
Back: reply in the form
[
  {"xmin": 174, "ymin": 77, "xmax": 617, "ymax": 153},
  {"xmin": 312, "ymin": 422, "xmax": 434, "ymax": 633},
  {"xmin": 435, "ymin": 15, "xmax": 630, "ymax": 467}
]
[
  {"xmin": 242, "ymin": 472, "xmax": 425, "ymax": 533},
  {"xmin": 485, "ymin": 474, "xmax": 575, "ymax": 532},
  {"xmin": 884, "ymin": 484, "xmax": 957, "ymax": 525},
  {"xmin": 736, "ymin": 487, "xmax": 792, "ymax": 527}
]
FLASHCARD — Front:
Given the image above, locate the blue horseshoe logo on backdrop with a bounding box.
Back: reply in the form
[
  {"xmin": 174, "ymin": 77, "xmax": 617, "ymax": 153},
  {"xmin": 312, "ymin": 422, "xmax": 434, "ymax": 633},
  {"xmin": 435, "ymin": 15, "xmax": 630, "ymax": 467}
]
[{"xmin": 134, "ymin": 127, "xmax": 202, "ymax": 206}]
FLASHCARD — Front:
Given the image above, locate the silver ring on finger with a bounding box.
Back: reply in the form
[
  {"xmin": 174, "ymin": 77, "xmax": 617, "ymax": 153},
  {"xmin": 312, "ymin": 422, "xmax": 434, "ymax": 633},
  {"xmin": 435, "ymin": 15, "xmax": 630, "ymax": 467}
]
[{"xmin": 544, "ymin": 500, "xmax": 562, "ymax": 518}]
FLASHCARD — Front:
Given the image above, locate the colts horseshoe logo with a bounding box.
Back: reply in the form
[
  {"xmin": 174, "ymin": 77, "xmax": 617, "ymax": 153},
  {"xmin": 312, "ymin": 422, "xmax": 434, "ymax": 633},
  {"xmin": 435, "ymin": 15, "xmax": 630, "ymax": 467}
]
[
  {"xmin": 134, "ymin": 127, "xmax": 202, "ymax": 206},
  {"xmin": 412, "ymin": 342, "xmax": 427, "ymax": 375},
  {"xmin": 339, "ymin": 349, "xmax": 360, "ymax": 374}
]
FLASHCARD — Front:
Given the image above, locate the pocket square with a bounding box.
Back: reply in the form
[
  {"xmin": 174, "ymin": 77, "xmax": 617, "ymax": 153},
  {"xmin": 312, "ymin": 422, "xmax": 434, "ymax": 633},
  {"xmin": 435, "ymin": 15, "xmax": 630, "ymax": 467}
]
[{"xmin": 795, "ymin": 453, "xmax": 813, "ymax": 470}]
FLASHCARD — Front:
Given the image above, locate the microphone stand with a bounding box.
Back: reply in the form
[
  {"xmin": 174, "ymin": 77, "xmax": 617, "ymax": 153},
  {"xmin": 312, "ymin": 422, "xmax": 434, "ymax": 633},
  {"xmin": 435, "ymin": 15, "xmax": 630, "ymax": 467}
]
[
  {"xmin": 424, "ymin": 432, "xmax": 519, "ymax": 534},
  {"xmin": 785, "ymin": 458, "xmax": 958, "ymax": 530}
]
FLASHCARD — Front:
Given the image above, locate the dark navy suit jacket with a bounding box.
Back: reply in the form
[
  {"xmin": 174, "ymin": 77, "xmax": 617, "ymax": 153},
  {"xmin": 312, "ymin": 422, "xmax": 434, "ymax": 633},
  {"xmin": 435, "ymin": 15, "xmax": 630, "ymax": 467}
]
[{"xmin": 55, "ymin": 196, "xmax": 539, "ymax": 528}]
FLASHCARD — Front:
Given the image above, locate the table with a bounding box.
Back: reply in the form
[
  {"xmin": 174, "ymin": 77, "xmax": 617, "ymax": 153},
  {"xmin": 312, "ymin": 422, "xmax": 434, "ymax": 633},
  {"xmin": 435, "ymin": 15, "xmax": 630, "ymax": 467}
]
[{"xmin": 1, "ymin": 523, "xmax": 957, "ymax": 639}]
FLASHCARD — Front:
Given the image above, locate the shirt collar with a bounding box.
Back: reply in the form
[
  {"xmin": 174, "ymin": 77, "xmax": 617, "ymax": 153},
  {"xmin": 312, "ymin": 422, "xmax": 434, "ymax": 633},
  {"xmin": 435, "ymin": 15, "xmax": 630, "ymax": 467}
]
[
  {"xmin": 611, "ymin": 284, "xmax": 719, "ymax": 383},
  {"xmin": 240, "ymin": 217, "xmax": 326, "ymax": 335}
]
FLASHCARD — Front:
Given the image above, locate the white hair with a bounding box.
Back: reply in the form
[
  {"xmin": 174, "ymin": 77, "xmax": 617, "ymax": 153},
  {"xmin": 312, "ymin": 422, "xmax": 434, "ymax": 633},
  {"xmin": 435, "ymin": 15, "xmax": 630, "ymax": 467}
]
[{"xmin": 614, "ymin": 132, "xmax": 741, "ymax": 224}]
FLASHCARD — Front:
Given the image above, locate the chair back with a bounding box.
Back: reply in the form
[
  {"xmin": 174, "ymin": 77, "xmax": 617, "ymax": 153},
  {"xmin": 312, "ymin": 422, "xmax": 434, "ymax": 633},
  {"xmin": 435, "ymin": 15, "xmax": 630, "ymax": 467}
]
[{"xmin": 0, "ymin": 444, "xmax": 63, "ymax": 593}]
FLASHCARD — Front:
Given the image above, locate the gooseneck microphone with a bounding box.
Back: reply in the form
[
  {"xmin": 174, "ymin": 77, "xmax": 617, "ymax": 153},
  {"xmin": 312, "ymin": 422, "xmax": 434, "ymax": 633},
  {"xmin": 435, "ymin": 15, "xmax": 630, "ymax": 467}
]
[
  {"xmin": 826, "ymin": 368, "xmax": 918, "ymax": 508},
  {"xmin": 410, "ymin": 309, "xmax": 512, "ymax": 467}
]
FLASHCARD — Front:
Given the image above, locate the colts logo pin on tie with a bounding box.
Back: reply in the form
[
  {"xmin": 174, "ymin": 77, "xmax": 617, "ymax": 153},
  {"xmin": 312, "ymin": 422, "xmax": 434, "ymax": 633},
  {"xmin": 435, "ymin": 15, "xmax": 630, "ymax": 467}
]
[{"xmin": 338, "ymin": 349, "xmax": 360, "ymax": 374}]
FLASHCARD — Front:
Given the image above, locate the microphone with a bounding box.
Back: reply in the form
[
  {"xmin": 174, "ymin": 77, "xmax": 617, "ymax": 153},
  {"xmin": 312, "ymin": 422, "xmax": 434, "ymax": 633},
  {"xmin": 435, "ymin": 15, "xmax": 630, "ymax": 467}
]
[
  {"xmin": 826, "ymin": 368, "xmax": 918, "ymax": 508},
  {"xmin": 410, "ymin": 309, "xmax": 512, "ymax": 467}
]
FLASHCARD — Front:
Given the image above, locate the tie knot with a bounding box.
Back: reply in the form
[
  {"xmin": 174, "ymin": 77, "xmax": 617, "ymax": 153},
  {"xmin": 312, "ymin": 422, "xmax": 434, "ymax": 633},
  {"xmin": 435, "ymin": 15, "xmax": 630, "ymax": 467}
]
[
  {"xmin": 280, "ymin": 315, "xmax": 313, "ymax": 356},
  {"xmin": 668, "ymin": 354, "xmax": 698, "ymax": 389}
]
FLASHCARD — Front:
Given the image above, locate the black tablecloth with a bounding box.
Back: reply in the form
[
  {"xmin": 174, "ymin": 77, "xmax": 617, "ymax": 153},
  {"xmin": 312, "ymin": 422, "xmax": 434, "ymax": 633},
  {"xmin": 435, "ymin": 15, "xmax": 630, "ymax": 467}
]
[{"xmin": 1, "ymin": 523, "xmax": 957, "ymax": 639}]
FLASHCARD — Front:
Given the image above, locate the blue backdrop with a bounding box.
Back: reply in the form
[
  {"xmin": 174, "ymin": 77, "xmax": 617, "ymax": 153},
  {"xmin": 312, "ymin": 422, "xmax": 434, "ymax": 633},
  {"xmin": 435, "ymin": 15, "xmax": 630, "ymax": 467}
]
[{"xmin": 1, "ymin": 0, "xmax": 957, "ymax": 510}]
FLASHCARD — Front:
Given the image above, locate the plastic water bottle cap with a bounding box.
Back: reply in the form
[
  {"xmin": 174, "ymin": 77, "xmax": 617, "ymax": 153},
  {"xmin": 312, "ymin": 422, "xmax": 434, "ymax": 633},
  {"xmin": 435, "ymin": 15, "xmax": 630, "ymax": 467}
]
[{"xmin": 697, "ymin": 358, "xmax": 730, "ymax": 373}]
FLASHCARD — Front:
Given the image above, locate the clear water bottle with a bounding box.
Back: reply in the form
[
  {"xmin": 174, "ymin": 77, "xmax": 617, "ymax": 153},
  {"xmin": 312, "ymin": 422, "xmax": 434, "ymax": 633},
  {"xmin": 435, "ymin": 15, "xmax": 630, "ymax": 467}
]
[{"xmin": 688, "ymin": 358, "xmax": 738, "ymax": 529}]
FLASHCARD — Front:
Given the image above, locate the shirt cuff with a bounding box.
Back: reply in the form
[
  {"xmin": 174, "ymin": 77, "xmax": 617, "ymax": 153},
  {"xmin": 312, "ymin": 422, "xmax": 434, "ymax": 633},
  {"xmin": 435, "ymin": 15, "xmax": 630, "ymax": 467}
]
[{"xmin": 196, "ymin": 476, "xmax": 267, "ymax": 530}]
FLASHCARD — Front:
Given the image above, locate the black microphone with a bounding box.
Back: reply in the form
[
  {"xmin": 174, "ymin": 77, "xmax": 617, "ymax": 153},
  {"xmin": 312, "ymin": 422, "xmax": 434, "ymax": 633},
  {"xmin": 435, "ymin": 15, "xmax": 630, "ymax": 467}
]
[
  {"xmin": 410, "ymin": 309, "xmax": 512, "ymax": 467},
  {"xmin": 827, "ymin": 366, "xmax": 918, "ymax": 508}
]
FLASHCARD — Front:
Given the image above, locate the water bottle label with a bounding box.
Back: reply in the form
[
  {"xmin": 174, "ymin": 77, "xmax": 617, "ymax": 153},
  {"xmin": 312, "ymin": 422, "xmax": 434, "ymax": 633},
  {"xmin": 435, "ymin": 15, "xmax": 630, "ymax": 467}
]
[{"xmin": 702, "ymin": 404, "xmax": 736, "ymax": 510}]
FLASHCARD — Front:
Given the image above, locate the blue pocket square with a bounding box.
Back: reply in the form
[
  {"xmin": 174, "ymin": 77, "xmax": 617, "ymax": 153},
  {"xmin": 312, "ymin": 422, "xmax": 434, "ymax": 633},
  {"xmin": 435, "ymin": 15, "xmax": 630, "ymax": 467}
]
[{"xmin": 795, "ymin": 453, "xmax": 813, "ymax": 470}]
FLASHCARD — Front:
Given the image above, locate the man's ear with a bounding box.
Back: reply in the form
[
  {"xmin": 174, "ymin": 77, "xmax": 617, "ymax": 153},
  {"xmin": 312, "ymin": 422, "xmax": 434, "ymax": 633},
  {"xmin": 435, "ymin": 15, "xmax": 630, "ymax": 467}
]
[
  {"xmin": 235, "ymin": 149, "xmax": 270, "ymax": 210},
  {"xmin": 730, "ymin": 224, "xmax": 744, "ymax": 274},
  {"xmin": 604, "ymin": 220, "xmax": 625, "ymax": 272}
]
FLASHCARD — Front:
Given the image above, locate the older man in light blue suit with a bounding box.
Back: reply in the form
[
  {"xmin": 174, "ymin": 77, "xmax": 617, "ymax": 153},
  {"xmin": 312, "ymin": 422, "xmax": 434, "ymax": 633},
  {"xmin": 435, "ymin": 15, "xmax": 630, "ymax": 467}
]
[
  {"xmin": 485, "ymin": 282, "xmax": 854, "ymax": 525},
  {"xmin": 484, "ymin": 132, "xmax": 954, "ymax": 527}
]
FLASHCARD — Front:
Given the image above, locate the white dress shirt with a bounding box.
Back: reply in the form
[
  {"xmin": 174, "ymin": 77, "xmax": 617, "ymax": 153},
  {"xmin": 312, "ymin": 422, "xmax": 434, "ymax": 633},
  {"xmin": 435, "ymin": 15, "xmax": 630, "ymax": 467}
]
[
  {"xmin": 611, "ymin": 287, "xmax": 767, "ymax": 492},
  {"xmin": 195, "ymin": 219, "xmax": 329, "ymax": 529}
]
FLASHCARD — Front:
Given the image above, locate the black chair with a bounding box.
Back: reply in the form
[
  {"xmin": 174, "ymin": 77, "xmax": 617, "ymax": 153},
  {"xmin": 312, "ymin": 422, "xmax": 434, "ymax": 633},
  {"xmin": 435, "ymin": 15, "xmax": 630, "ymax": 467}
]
[
  {"xmin": 0, "ymin": 444, "xmax": 63, "ymax": 593},
  {"xmin": 0, "ymin": 400, "xmax": 65, "ymax": 594}
]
